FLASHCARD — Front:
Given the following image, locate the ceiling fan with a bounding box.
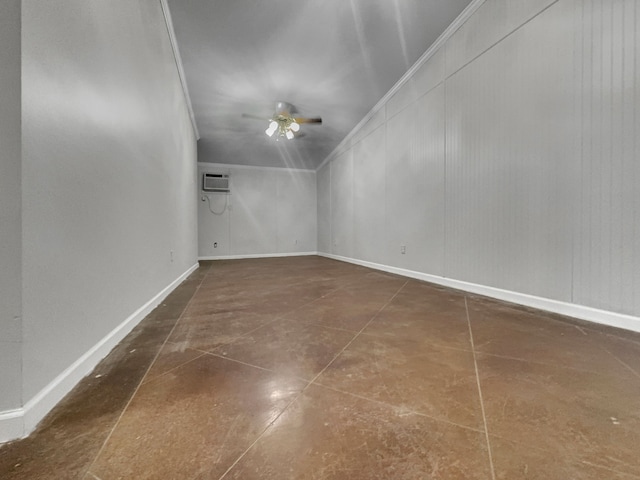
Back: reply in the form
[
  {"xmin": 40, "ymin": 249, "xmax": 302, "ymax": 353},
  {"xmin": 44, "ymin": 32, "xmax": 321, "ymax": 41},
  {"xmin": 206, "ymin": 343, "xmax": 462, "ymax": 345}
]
[{"xmin": 242, "ymin": 101, "xmax": 322, "ymax": 140}]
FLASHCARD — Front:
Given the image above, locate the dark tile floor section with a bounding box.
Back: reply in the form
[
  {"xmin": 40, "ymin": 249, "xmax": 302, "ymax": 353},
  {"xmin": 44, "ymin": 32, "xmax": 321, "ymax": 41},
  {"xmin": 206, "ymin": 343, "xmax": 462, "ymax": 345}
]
[{"xmin": 1, "ymin": 256, "xmax": 640, "ymax": 479}]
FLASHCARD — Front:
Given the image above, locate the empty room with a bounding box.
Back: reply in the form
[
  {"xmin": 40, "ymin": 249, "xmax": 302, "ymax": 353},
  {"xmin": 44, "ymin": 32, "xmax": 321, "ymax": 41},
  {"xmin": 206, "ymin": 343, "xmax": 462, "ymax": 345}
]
[{"xmin": 1, "ymin": 0, "xmax": 639, "ymax": 479}]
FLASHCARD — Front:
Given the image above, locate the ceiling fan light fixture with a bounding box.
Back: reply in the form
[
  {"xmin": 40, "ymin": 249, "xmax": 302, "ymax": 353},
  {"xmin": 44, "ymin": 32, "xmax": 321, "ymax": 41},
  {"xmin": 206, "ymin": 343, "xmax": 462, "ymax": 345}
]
[
  {"xmin": 246, "ymin": 102, "xmax": 321, "ymax": 141},
  {"xmin": 265, "ymin": 121, "xmax": 278, "ymax": 137}
]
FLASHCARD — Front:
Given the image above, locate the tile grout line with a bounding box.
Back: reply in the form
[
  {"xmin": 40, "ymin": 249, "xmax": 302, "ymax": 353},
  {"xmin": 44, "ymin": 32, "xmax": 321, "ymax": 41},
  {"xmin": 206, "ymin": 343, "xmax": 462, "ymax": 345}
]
[
  {"xmin": 580, "ymin": 459, "xmax": 640, "ymax": 479},
  {"xmin": 196, "ymin": 267, "xmax": 375, "ymax": 311},
  {"xmin": 140, "ymin": 351, "xmax": 207, "ymax": 386},
  {"xmin": 475, "ymin": 350, "xmax": 639, "ymax": 379},
  {"xmin": 600, "ymin": 346, "xmax": 640, "ymax": 380},
  {"xmin": 199, "ymin": 281, "xmax": 359, "ymax": 354},
  {"xmin": 215, "ymin": 279, "xmax": 410, "ymax": 480},
  {"xmin": 464, "ymin": 296, "xmax": 496, "ymax": 480},
  {"xmin": 203, "ymin": 346, "xmax": 486, "ymax": 436},
  {"xmin": 486, "ymin": 431, "xmax": 640, "ymax": 479},
  {"xmin": 307, "ymin": 280, "xmax": 410, "ymax": 388},
  {"xmin": 215, "ymin": 391, "xmax": 303, "ymax": 480},
  {"xmin": 203, "ymin": 351, "xmax": 280, "ymax": 374},
  {"xmin": 153, "ymin": 273, "xmax": 395, "ymax": 479},
  {"xmin": 312, "ymin": 382, "xmax": 486, "ymax": 435},
  {"xmin": 168, "ymin": 269, "xmax": 375, "ymax": 383},
  {"xmin": 83, "ymin": 263, "xmax": 213, "ymax": 479},
  {"xmin": 195, "ymin": 274, "xmax": 405, "ymax": 364}
]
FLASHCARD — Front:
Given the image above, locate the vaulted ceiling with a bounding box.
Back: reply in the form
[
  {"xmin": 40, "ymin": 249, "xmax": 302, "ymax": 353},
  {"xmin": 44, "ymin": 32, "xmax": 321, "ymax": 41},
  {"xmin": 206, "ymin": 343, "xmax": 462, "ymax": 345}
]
[{"xmin": 167, "ymin": 0, "xmax": 473, "ymax": 170}]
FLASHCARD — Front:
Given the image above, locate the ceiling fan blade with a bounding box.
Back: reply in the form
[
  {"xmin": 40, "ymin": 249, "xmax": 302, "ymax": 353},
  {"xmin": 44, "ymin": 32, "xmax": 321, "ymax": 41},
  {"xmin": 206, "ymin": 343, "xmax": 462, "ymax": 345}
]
[
  {"xmin": 293, "ymin": 117, "xmax": 322, "ymax": 124},
  {"xmin": 242, "ymin": 113, "xmax": 270, "ymax": 121}
]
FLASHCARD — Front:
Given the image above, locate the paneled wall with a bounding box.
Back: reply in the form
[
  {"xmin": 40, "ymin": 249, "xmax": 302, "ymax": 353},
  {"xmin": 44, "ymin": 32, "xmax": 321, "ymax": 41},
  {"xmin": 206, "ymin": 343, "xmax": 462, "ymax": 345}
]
[
  {"xmin": 445, "ymin": 0, "xmax": 577, "ymax": 301},
  {"xmin": 318, "ymin": 0, "xmax": 640, "ymax": 327},
  {"xmin": 0, "ymin": 0, "xmax": 22, "ymax": 415},
  {"xmin": 198, "ymin": 164, "xmax": 317, "ymax": 258},
  {"xmin": 5, "ymin": 0, "xmax": 199, "ymax": 441},
  {"xmin": 573, "ymin": 0, "xmax": 640, "ymax": 315}
]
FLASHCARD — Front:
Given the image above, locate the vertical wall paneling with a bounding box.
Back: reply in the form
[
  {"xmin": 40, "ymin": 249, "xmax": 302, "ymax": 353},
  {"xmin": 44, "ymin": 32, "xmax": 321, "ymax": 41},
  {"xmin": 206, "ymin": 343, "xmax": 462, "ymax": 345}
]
[
  {"xmin": 387, "ymin": 48, "xmax": 446, "ymax": 119},
  {"xmin": 415, "ymin": 85, "xmax": 446, "ymax": 276},
  {"xmin": 318, "ymin": 0, "xmax": 640, "ymax": 325},
  {"xmin": 330, "ymin": 150, "xmax": 354, "ymax": 258},
  {"xmin": 230, "ymin": 168, "xmax": 279, "ymax": 255},
  {"xmin": 573, "ymin": 0, "xmax": 640, "ymax": 315},
  {"xmin": 353, "ymin": 123, "xmax": 387, "ymax": 264},
  {"xmin": 0, "ymin": 0, "xmax": 22, "ymax": 420},
  {"xmin": 445, "ymin": 0, "xmax": 577, "ymax": 300},
  {"xmin": 445, "ymin": 0, "xmax": 558, "ymax": 77},
  {"xmin": 317, "ymin": 164, "xmax": 332, "ymax": 253},
  {"xmin": 276, "ymin": 171, "xmax": 317, "ymax": 253},
  {"xmin": 198, "ymin": 164, "xmax": 317, "ymax": 258},
  {"xmin": 385, "ymin": 84, "xmax": 446, "ymax": 274},
  {"xmin": 350, "ymin": 108, "xmax": 387, "ymax": 147}
]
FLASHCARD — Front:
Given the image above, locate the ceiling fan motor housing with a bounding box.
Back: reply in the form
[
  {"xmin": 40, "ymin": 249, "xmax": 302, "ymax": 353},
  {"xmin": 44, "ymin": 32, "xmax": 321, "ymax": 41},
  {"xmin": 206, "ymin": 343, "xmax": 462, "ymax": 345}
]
[{"xmin": 274, "ymin": 101, "xmax": 294, "ymax": 115}]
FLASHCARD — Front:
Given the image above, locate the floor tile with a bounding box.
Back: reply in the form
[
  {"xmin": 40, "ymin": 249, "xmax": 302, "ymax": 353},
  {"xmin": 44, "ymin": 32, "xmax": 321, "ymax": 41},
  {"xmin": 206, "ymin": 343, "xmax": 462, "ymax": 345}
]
[
  {"xmin": 141, "ymin": 341, "xmax": 204, "ymax": 384},
  {"xmin": 0, "ymin": 425, "xmax": 110, "ymax": 480},
  {"xmin": 289, "ymin": 287, "xmax": 395, "ymax": 332},
  {"xmin": 363, "ymin": 304, "xmax": 472, "ymax": 350},
  {"xmin": 315, "ymin": 334, "xmax": 484, "ymax": 429},
  {"xmin": 338, "ymin": 273, "xmax": 407, "ymax": 300},
  {"xmin": 388, "ymin": 280, "xmax": 467, "ymax": 313},
  {"xmin": 467, "ymin": 296, "xmax": 635, "ymax": 377},
  {"xmin": 224, "ymin": 384, "xmax": 492, "ymax": 480},
  {"xmin": 248, "ymin": 281, "xmax": 340, "ymax": 315},
  {"xmin": 3, "ymin": 256, "xmax": 640, "ymax": 480},
  {"xmin": 491, "ymin": 436, "xmax": 640, "ymax": 480},
  {"xmin": 477, "ymin": 353, "xmax": 640, "ymax": 476},
  {"xmin": 363, "ymin": 281, "xmax": 471, "ymax": 350},
  {"xmin": 0, "ymin": 306, "xmax": 186, "ymax": 479},
  {"xmin": 89, "ymin": 354, "xmax": 307, "ymax": 480},
  {"xmin": 184, "ymin": 280, "xmax": 336, "ymax": 318},
  {"xmin": 169, "ymin": 311, "xmax": 276, "ymax": 352},
  {"xmin": 211, "ymin": 318, "xmax": 357, "ymax": 380},
  {"xmin": 590, "ymin": 333, "xmax": 640, "ymax": 379}
]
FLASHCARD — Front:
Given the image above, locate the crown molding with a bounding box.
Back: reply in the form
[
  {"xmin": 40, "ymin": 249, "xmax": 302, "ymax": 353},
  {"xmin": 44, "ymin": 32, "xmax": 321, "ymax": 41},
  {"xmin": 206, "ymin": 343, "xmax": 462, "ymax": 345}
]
[
  {"xmin": 198, "ymin": 162, "xmax": 316, "ymax": 174},
  {"xmin": 317, "ymin": 0, "xmax": 486, "ymax": 171},
  {"xmin": 159, "ymin": 0, "xmax": 200, "ymax": 140}
]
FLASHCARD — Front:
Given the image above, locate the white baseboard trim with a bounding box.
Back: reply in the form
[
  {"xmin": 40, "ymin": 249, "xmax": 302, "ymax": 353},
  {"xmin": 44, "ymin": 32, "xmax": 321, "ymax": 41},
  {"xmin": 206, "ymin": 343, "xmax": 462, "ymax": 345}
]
[
  {"xmin": 0, "ymin": 262, "xmax": 199, "ymax": 444},
  {"xmin": 0, "ymin": 409, "xmax": 24, "ymax": 444},
  {"xmin": 199, "ymin": 251, "xmax": 317, "ymax": 261},
  {"xmin": 319, "ymin": 253, "xmax": 640, "ymax": 334}
]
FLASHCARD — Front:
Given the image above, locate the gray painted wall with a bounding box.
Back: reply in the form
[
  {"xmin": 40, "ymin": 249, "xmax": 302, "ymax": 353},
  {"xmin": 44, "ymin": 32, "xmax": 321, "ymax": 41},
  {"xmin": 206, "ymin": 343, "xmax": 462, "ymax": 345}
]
[
  {"xmin": 318, "ymin": 0, "xmax": 640, "ymax": 324},
  {"xmin": 0, "ymin": 0, "xmax": 22, "ymax": 413},
  {"xmin": 198, "ymin": 165, "xmax": 317, "ymax": 258},
  {"xmin": 18, "ymin": 0, "xmax": 198, "ymax": 410}
]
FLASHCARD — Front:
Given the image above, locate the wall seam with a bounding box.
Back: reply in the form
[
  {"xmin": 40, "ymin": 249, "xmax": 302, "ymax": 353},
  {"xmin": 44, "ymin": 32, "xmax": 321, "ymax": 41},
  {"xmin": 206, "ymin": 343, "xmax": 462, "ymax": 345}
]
[
  {"xmin": 158, "ymin": 0, "xmax": 199, "ymax": 140},
  {"xmin": 386, "ymin": 80, "xmax": 446, "ymax": 123},
  {"xmin": 443, "ymin": 46, "xmax": 448, "ymax": 279},
  {"xmin": 445, "ymin": 0, "xmax": 562, "ymax": 82},
  {"xmin": 316, "ymin": 0, "xmax": 487, "ymax": 173}
]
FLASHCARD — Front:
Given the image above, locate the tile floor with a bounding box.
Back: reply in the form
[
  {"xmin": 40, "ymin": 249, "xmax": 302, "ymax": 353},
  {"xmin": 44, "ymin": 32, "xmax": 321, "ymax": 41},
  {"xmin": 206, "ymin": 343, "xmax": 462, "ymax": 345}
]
[{"xmin": 1, "ymin": 256, "xmax": 640, "ymax": 479}]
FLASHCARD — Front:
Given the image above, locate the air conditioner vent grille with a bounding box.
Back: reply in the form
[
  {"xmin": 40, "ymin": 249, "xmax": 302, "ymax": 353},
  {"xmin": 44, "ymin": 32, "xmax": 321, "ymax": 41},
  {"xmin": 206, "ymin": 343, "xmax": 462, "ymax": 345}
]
[{"xmin": 202, "ymin": 173, "xmax": 230, "ymax": 193}]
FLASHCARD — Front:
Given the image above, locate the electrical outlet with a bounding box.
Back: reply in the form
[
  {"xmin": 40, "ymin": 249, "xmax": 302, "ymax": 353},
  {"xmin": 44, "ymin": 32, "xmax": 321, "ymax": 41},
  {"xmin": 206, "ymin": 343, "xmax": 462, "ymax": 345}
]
[{"xmin": 400, "ymin": 245, "xmax": 406, "ymax": 254}]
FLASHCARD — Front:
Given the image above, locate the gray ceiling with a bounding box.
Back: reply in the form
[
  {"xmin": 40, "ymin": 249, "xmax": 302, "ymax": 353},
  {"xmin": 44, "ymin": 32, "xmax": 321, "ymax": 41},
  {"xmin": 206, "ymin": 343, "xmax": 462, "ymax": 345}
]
[{"xmin": 167, "ymin": 0, "xmax": 473, "ymax": 170}]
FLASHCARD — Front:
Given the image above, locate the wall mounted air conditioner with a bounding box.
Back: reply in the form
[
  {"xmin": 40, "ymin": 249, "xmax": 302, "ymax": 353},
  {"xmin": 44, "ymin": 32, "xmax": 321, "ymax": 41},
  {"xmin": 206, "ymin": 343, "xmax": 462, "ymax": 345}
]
[{"xmin": 202, "ymin": 173, "xmax": 230, "ymax": 193}]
